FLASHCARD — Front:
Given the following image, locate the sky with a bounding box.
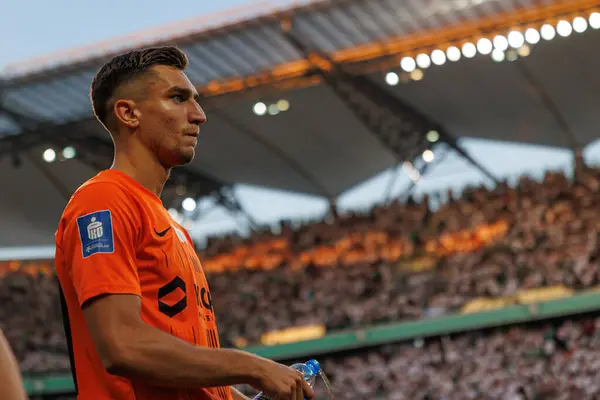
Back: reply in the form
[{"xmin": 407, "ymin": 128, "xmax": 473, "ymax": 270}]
[{"xmin": 1, "ymin": 0, "xmax": 599, "ymax": 242}]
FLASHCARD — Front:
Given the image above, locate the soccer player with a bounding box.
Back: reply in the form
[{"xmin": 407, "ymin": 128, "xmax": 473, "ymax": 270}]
[
  {"xmin": 54, "ymin": 46, "xmax": 314, "ymax": 400},
  {"xmin": 0, "ymin": 330, "xmax": 28, "ymax": 400}
]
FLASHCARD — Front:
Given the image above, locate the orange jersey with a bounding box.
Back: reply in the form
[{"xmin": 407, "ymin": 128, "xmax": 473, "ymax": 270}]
[{"xmin": 55, "ymin": 170, "xmax": 232, "ymax": 400}]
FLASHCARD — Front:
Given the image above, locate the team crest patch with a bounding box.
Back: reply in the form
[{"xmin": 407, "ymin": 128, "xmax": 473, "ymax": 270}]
[{"xmin": 76, "ymin": 210, "xmax": 115, "ymax": 258}]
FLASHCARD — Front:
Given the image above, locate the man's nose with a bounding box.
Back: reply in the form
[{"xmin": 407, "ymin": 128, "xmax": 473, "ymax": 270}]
[{"xmin": 189, "ymin": 103, "xmax": 207, "ymax": 126}]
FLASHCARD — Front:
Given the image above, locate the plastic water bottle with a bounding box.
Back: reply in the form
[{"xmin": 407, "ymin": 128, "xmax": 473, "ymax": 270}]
[{"xmin": 252, "ymin": 359, "xmax": 321, "ymax": 400}]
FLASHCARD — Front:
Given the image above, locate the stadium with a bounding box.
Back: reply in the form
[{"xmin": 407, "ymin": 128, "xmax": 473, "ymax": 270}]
[{"xmin": 2, "ymin": 0, "xmax": 600, "ymax": 398}]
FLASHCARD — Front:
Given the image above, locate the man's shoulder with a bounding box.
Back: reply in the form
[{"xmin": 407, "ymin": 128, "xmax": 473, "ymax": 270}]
[
  {"xmin": 68, "ymin": 172, "xmax": 132, "ymax": 208},
  {"xmin": 72, "ymin": 170, "xmax": 124, "ymax": 198},
  {"xmin": 55, "ymin": 171, "xmax": 142, "ymax": 250},
  {"xmin": 58, "ymin": 172, "xmax": 140, "ymax": 231}
]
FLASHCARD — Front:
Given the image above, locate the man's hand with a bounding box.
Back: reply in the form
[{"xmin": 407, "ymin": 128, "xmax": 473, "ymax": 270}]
[{"xmin": 251, "ymin": 358, "xmax": 314, "ymax": 400}]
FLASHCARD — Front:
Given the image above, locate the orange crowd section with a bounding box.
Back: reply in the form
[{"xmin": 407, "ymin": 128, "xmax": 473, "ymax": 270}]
[
  {"xmin": 0, "ymin": 219, "xmax": 508, "ymax": 277},
  {"xmin": 200, "ymin": 220, "xmax": 508, "ymax": 272}
]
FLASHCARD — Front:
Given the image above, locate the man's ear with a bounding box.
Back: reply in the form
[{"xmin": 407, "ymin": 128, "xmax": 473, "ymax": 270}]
[{"xmin": 113, "ymin": 99, "xmax": 141, "ymax": 129}]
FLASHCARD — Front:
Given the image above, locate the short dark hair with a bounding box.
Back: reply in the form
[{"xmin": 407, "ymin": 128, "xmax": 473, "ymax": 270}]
[{"xmin": 90, "ymin": 46, "xmax": 188, "ymax": 128}]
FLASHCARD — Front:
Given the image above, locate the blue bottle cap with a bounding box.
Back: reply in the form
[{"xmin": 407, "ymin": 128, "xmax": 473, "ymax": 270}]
[{"xmin": 305, "ymin": 359, "xmax": 321, "ymax": 375}]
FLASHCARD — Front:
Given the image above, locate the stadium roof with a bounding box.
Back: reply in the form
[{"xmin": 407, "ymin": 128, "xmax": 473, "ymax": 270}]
[{"xmin": 1, "ymin": 0, "xmax": 599, "ymax": 246}]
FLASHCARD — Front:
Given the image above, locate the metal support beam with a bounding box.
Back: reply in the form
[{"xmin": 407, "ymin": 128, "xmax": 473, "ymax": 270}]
[
  {"xmin": 399, "ymin": 143, "xmax": 451, "ymax": 203},
  {"xmin": 514, "ymin": 61, "xmax": 578, "ymax": 152},
  {"xmin": 380, "ymin": 142, "xmax": 450, "ymax": 205},
  {"xmin": 442, "ymin": 136, "xmax": 499, "ymax": 185},
  {"xmin": 215, "ymin": 187, "xmax": 259, "ymax": 232},
  {"xmin": 281, "ymin": 24, "xmax": 500, "ymax": 185}
]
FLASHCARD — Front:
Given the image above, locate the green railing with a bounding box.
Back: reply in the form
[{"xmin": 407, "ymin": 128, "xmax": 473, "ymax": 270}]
[{"xmin": 23, "ymin": 291, "xmax": 600, "ymax": 396}]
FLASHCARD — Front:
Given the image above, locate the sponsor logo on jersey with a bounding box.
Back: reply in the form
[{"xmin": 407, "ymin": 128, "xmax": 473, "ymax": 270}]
[{"xmin": 76, "ymin": 210, "xmax": 114, "ymax": 258}]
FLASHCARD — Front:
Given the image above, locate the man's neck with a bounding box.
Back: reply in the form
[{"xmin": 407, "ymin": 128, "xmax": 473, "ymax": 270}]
[{"xmin": 111, "ymin": 145, "xmax": 169, "ymax": 197}]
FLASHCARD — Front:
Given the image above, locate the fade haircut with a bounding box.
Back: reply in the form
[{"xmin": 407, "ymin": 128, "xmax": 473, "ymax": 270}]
[{"xmin": 90, "ymin": 46, "xmax": 188, "ymax": 129}]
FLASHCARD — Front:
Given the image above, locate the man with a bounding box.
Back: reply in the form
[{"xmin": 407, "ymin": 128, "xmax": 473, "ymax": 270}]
[
  {"xmin": 55, "ymin": 46, "xmax": 314, "ymax": 400},
  {"xmin": 0, "ymin": 330, "xmax": 28, "ymax": 400}
]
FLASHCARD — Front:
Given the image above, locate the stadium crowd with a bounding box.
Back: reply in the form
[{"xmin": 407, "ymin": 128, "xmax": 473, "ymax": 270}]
[
  {"xmin": 208, "ymin": 164, "xmax": 600, "ymax": 346},
  {"xmin": 234, "ymin": 315, "xmax": 600, "ymax": 399},
  {"xmin": 3, "ymin": 163, "xmax": 600, "ymax": 398},
  {"xmin": 311, "ymin": 315, "xmax": 600, "ymax": 400}
]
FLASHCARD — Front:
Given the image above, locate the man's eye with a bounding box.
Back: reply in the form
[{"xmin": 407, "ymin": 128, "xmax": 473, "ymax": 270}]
[{"xmin": 172, "ymin": 95, "xmax": 184, "ymax": 102}]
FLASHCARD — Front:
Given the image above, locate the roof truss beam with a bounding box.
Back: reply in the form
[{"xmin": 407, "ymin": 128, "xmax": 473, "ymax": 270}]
[{"xmin": 281, "ymin": 22, "xmax": 500, "ymax": 186}]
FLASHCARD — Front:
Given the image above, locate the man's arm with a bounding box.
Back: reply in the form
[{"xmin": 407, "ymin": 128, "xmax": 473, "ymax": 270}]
[
  {"xmin": 231, "ymin": 387, "xmax": 251, "ymax": 400},
  {"xmin": 84, "ymin": 294, "xmax": 313, "ymax": 399},
  {"xmin": 0, "ymin": 330, "xmax": 28, "ymax": 400}
]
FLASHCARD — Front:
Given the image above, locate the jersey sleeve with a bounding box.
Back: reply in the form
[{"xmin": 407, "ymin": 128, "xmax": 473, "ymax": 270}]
[
  {"xmin": 57, "ymin": 182, "xmax": 142, "ymax": 307},
  {"xmin": 181, "ymin": 226, "xmax": 196, "ymax": 249}
]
